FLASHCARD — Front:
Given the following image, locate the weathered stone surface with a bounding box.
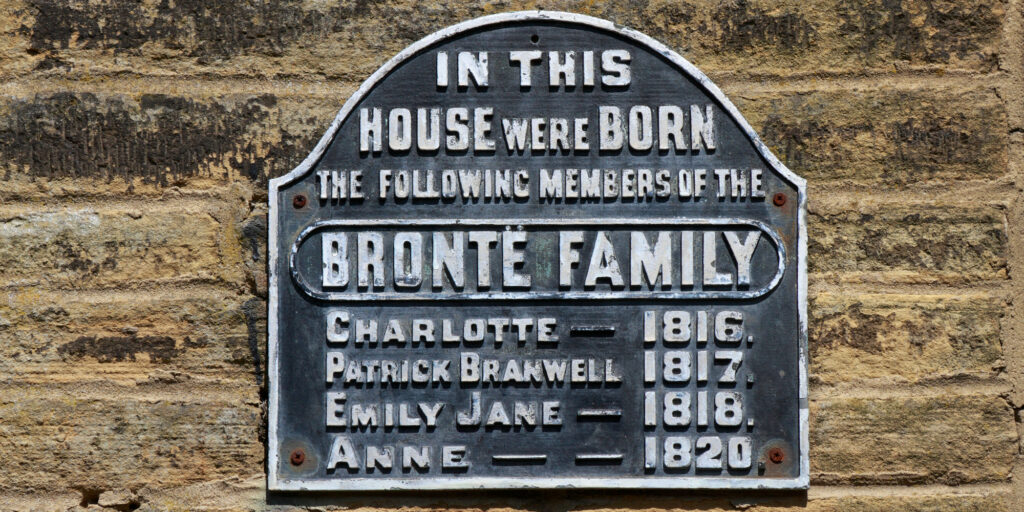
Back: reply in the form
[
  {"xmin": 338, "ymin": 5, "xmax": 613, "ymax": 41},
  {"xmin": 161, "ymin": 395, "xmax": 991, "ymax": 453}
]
[
  {"xmin": 808, "ymin": 204, "xmax": 1008, "ymax": 284},
  {"xmin": 0, "ymin": 289, "xmax": 264, "ymax": 385},
  {"xmin": 0, "ymin": 84, "xmax": 1006, "ymax": 195},
  {"xmin": 0, "ymin": 199, "xmax": 250, "ymax": 290},
  {"xmin": 0, "ymin": 92, "xmax": 338, "ymax": 192},
  {"xmin": 238, "ymin": 207, "xmax": 268, "ymax": 300},
  {"xmin": 810, "ymin": 394, "xmax": 1018, "ymax": 484},
  {"xmin": 0, "ymin": 391, "xmax": 261, "ymax": 493},
  {"xmin": 0, "ymin": 0, "xmax": 1004, "ymax": 79},
  {"xmin": 810, "ymin": 292, "xmax": 1004, "ymax": 384},
  {"xmin": 733, "ymin": 85, "xmax": 1007, "ymax": 187}
]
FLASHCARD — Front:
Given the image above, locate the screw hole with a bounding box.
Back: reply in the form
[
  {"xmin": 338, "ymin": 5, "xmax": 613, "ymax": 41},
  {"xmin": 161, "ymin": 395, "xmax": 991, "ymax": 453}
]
[
  {"xmin": 292, "ymin": 194, "xmax": 307, "ymax": 209},
  {"xmin": 772, "ymin": 192, "xmax": 787, "ymax": 207},
  {"xmin": 530, "ymin": 34, "xmax": 539, "ymax": 44}
]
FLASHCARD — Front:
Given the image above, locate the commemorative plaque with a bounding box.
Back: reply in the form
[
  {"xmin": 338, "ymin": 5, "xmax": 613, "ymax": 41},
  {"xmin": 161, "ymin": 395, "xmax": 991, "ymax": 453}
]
[{"xmin": 268, "ymin": 11, "xmax": 807, "ymax": 491}]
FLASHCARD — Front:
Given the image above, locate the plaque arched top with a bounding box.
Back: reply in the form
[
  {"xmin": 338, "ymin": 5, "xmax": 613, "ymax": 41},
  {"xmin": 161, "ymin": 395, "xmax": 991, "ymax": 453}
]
[{"xmin": 268, "ymin": 10, "xmax": 806, "ymax": 192}]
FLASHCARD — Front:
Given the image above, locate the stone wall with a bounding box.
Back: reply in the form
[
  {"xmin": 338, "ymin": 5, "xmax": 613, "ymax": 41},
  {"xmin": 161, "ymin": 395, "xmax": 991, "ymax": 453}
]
[{"xmin": 0, "ymin": 1, "xmax": 1021, "ymax": 510}]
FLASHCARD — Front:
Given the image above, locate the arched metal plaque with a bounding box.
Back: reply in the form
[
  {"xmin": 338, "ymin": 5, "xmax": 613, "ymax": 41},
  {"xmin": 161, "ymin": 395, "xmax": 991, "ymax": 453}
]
[{"xmin": 268, "ymin": 11, "xmax": 808, "ymax": 491}]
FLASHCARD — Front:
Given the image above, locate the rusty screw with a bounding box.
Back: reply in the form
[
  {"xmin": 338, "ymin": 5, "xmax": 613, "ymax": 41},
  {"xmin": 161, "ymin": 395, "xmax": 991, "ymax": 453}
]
[
  {"xmin": 290, "ymin": 449, "xmax": 306, "ymax": 466},
  {"xmin": 292, "ymin": 194, "xmax": 307, "ymax": 209},
  {"xmin": 772, "ymin": 192, "xmax": 787, "ymax": 207},
  {"xmin": 767, "ymin": 447, "xmax": 785, "ymax": 464}
]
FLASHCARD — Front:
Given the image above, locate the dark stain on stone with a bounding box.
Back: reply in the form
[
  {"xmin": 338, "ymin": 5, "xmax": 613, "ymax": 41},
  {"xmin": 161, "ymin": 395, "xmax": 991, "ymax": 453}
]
[
  {"xmin": 946, "ymin": 306, "xmax": 1002, "ymax": 357},
  {"xmin": 26, "ymin": 306, "xmax": 68, "ymax": 323},
  {"xmin": 58, "ymin": 334, "xmax": 179, "ymax": 363},
  {"xmin": 808, "ymin": 210, "xmax": 1007, "ymax": 275},
  {"xmin": 183, "ymin": 335, "xmax": 208, "ymax": 348},
  {"xmin": 20, "ymin": 0, "xmax": 421, "ymax": 62},
  {"xmin": 836, "ymin": 0, "xmax": 1001, "ymax": 70},
  {"xmin": 76, "ymin": 488, "xmax": 101, "ymax": 507},
  {"xmin": 241, "ymin": 298, "xmax": 265, "ymax": 386},
  {"xmin": 713, "ymin": 0, "xmax": 816, "ymax": 51},
  {"xmin": 240, "ymin": 214, "xmax": 267, "ymax": 264},
  {"xmin": 34, "ymin": 55, "xmax": 71, "ymax": 71},
  {"xmin": 889, "ymin": 115, "xmax": 988, "ymax": 169},
  {"xmin": 0, "ymin": 92, "xmax": 313, "ymax": 186},
  {"xmin": 17, "ymin": 0, "xmax": 1001, "ymax": 77},
  {"xmin": 758, "ymin": 93, "xmax": 1002, "ymax": 184},
  {"xmin": 859, "ymin": 225, "xmax": 949, "ymax": 270},
  {"xmin": 760, "ymin": 115, "xmax": 866, "ymax": 173},
  {"xmin": 36, "ymin": 234, "xmax": 121, "ymax": 277},
  {"xmin": 810, "ymin": 302, "xmax": 892, "ymax": 355},
  {"xmin": 239, "ymin": 213, "xmax": 269, "ymax": 299}
]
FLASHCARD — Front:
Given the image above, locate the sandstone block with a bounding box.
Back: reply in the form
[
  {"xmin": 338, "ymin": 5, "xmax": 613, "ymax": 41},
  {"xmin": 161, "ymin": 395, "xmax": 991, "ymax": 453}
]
[
  {"xmin": 0, "ymin": 392, "xmax": 261, "ymax": 493},
  {"xmin": 0, "ymin": 85, "xmax": 1006, "ymax": 195},
  {"xmin": 808, "ymin": 204, "xmax": 1007, "ymax": 284},
  {"xmin": 810, "ymin": 394, "xmax": 1017, "ymax": 484},
  {"xmin": 810, "ymin": 292, "xmax": 1004, "ymax": 384},
  {"xmin": 732, "ymin": 85, "xmax": 1007, "ymax": 187},
  {"xmin": 0, "ymin": 289, "xmax": 264, "ymax": 384},
  {"xmin": 0, "ymin": 0, "xmax": 1004, "ymax": 79},
  {"xmin": 0, "ymin": 201, "xmax": 248, "ymax": 290},
  {"xmin": 0, "ymin": 92, "xmax": 337, "ymax": 195}
]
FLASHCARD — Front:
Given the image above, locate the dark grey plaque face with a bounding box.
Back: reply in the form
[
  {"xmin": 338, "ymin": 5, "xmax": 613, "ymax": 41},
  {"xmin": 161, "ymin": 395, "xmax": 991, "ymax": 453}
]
[{"xmin": 268, "ymin": 11, "xmax": 807, "ymax": 491}]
